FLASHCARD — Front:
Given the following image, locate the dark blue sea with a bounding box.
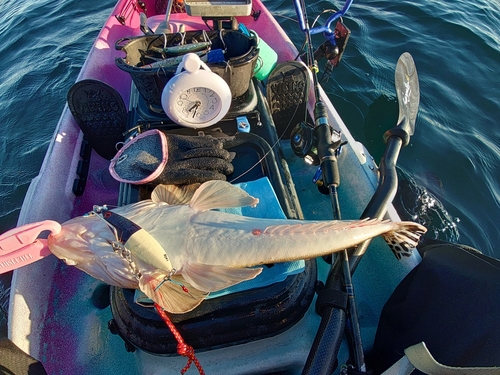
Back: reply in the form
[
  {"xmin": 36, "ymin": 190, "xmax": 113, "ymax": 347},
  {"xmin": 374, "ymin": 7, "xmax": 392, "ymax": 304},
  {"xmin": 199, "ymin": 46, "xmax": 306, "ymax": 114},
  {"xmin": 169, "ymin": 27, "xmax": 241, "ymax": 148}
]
[{"xmin": 0, "ymin": 0, "xmax": 499, "ymax": 335}]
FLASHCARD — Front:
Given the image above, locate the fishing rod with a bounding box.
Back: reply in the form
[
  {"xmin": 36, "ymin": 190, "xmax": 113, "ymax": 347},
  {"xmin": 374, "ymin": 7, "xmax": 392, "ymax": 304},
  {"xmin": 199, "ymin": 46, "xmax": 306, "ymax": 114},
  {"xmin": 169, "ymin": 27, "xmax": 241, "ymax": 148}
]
[
  {"xmin": 303, "ymin": 52, "xmax": 420, "ymax": 374},
  {"xmin": 291, "ymin": 0, "xmax": 367, "ymax": 372},
  {"xmin": 291, "ymin": 0, "xmax": 352, "ymax": 219}
]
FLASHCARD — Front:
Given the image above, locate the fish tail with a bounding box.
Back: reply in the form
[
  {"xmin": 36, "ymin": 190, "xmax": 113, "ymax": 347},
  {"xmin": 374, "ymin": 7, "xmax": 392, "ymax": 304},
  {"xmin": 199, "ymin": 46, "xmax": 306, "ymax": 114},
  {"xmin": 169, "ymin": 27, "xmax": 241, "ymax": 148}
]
[{"xmin": 382, "ymin": 222, "xmax": 427, "ymax": 260}]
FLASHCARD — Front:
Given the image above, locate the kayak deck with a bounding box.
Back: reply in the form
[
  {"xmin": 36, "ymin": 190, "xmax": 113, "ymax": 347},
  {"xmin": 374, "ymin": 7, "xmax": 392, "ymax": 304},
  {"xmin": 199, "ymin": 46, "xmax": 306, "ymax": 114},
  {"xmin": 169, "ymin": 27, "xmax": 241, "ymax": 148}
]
[{"xmin": 9, "ymin": 1, "xmax": 421, "ymax": 373}]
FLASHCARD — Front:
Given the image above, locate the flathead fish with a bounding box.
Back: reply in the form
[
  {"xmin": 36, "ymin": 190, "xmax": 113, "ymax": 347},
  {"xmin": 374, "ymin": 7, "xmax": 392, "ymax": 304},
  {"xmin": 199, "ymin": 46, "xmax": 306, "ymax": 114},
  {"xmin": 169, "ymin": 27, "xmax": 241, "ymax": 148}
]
[{"xmin": 47, "ymin": 180, "xmax": 426, "ymax": 313}]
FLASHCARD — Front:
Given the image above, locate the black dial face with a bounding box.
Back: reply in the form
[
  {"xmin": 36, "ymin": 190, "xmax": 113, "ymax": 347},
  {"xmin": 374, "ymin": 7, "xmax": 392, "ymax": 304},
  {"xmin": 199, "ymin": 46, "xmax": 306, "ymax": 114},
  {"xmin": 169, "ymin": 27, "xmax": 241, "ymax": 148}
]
[{"xmin": 175, "ymin": 87, "xmax": 222, "ymax": 124}]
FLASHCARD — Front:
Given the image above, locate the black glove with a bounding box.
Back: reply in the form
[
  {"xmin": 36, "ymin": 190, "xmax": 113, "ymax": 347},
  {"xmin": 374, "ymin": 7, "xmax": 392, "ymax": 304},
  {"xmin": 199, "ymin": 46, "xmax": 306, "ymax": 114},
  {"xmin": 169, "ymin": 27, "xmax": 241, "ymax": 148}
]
[{"xmin": 109, "ymin": 129, "xmax": 234, "ymax": 186}]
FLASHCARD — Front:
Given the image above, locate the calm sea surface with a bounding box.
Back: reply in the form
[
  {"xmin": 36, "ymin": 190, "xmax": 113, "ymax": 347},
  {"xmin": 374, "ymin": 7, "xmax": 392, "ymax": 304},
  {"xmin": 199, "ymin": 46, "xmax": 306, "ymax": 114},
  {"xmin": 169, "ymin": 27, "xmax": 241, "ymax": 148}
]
[{"xmin": 0, "ymin": 0, "xmax": 499, "ymax": 334}]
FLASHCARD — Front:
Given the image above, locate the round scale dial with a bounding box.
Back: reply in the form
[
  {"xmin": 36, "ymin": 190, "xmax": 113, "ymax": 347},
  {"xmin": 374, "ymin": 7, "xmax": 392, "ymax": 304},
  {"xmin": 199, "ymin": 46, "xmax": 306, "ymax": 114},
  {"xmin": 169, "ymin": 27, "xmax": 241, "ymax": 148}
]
[
  {"xmin": 175, "ymin": 87, "xmax": 222, "ymax": 124},
  {"xmin": 161, "ymin": 53, "xmax": 232, "ymax": 128}
]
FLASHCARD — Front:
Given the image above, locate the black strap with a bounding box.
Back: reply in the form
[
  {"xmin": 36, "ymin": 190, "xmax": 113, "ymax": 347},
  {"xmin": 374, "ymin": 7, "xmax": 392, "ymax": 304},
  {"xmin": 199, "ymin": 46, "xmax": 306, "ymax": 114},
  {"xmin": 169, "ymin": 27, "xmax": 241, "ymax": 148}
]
[{"xmin": 315, "ymin": 288, "xmax": 348, "ymax": 316}]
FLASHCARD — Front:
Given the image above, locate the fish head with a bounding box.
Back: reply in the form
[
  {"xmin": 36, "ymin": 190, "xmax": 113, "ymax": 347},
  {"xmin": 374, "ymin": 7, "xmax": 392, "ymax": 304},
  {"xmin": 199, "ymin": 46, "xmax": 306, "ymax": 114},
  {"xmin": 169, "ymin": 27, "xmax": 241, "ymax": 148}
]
[{"xmin": 47, "ymin": 214, "xmax": 137, "ymax": 288}]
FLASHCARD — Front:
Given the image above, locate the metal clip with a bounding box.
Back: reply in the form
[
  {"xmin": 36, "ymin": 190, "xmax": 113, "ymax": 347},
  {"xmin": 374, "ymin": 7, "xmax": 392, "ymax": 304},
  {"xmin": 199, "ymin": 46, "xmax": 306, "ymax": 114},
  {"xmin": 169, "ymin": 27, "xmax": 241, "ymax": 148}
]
[{"xmin": 236, "ymin": 116, "xmax": 251, "ymax": 133}]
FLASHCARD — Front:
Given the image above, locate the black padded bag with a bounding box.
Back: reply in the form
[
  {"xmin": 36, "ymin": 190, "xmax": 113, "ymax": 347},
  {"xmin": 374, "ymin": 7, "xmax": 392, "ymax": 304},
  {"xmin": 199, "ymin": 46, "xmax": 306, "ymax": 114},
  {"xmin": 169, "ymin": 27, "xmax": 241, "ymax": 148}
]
[
  {"xmin": 0, "ymin": 337, "xmax": 47, "ymax": 374},
  {"xmin": 369, "ymin": 241, "xmax": 500, "ymax": 374}
]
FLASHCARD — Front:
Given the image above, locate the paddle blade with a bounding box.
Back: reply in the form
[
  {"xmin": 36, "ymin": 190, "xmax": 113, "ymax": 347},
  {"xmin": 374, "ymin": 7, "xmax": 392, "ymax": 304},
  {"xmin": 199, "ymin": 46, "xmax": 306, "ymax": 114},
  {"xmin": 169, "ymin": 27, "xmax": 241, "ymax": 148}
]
[{"xmin": 395, "ymin": 52, "xmax": 420, "ymax": 136}]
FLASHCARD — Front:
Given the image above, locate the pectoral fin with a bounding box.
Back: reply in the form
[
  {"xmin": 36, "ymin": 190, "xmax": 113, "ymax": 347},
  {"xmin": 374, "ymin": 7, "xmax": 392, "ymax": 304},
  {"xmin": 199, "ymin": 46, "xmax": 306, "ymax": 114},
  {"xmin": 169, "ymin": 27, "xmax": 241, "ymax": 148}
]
[
  {"xmin": 181, "ymin": 261, "xmax": 263, "ymax": 292},
  {"xmin": 139, "ymin": 272, "xmax": 208, "ymax": 314}
]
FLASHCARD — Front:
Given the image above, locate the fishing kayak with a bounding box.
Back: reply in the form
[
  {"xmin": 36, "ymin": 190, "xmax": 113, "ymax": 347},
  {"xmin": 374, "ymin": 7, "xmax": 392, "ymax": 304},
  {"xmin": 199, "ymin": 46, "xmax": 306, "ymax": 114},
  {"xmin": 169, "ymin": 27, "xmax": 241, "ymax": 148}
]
[{"xmin": 6, "ymin": 0, "xmax": 423, "ymax": 373}]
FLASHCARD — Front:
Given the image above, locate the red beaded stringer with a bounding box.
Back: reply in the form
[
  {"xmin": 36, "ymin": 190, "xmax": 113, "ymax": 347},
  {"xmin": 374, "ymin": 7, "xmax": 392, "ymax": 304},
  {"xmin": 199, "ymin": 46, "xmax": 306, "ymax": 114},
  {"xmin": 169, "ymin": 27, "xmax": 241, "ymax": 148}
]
[{"xmin": 154, "ymin": 303, "xmax": 205, "ymax": 375}]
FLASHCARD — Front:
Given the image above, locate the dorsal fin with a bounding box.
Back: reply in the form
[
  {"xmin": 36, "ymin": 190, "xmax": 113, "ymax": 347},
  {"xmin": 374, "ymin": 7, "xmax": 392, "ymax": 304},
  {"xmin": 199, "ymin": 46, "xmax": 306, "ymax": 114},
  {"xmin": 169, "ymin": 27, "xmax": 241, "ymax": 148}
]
[
  {"xmin": 189, "ymin": 180, "xmax": 259, "ymax": 211},
  {"xmin": 151, "ymin": 184, "xmax": 200, "ymax": 205}
]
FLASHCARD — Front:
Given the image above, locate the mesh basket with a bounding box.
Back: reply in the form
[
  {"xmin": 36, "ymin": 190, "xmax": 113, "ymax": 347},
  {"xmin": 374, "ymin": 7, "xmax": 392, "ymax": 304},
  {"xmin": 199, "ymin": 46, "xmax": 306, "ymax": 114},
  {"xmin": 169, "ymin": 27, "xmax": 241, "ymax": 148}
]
[{"xmin": 115, "ymin": 30, "xmax": 259, "ymax": 110}]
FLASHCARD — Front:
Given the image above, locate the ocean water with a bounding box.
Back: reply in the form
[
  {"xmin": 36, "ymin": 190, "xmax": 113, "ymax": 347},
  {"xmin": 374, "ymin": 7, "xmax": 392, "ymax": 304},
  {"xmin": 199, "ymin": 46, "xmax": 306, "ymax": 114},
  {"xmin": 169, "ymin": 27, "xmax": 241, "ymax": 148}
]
[{"xmin": 0, "ymin": 0, "xmax": 499, "ymax": 335}]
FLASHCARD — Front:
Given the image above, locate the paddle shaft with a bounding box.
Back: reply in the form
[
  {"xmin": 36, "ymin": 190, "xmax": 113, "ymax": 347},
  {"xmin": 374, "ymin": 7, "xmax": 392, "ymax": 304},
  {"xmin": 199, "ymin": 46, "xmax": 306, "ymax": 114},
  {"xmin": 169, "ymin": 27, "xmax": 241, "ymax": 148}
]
[
  {"xmin": 350, "ymin": 135, "xmax": 403, "ymax": 268},
  {"xmin": 302, "ymin": 134, "xmax": 405, "ymax": 375}
]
